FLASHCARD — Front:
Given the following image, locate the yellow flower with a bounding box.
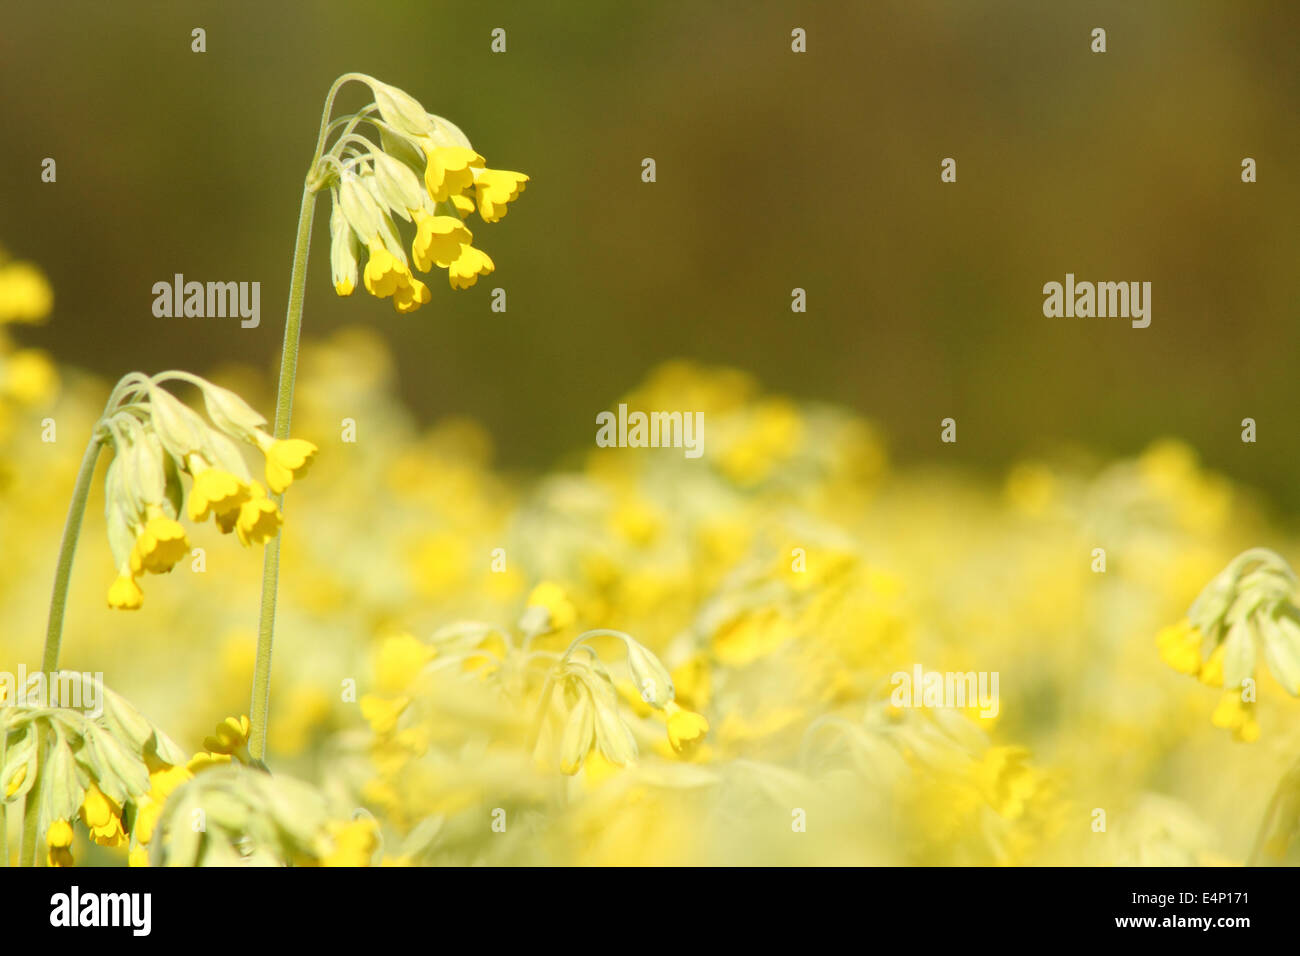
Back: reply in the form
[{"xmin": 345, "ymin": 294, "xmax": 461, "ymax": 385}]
[
  {"xmin": 447, "ymin": 246, "xmax": 494, "ymax": 290},
  {"xmin": 253, "ymin": 434, "xmax": 318, "ymax": 494},
  {"xmin": 411, "ymin": 211, "xmax": 473, "ymax": 272},
  {"xmin": 321, "ymin": 818, "xmax": 380, "ymax": 866},
  {"xmin": 473, "ymin": 169, "xmax": 529, "ymax": 223},
  {"xmin": 375, "ymin": 633, "xmax": 434, "ymax": 695},
  {"xmin": 235, "ymin": 483, "xmax": 282, "ymax": 546},
  {"xmin": 362, "ymin": 238, "xmax": 412, "ymax": 299},
  {"xmin": 0, "ymin": 260, "xmax": 54, "ymax": 322},
  {"xmin": 107, "ymin": 571, "xmax": 144, "ymax": 610},
  {"xmin": 1156, "ymin": 619, "xmax": 1202, "ymax": 676},
  {"xmin": 1211, "ymin": 691, "xmax": 1260, "ymax": 742},
  {"xmin": 1, "ymin": 349, "xmax": 58, "ymax": 404},
  {"xmin": 202, "ymin": 715, "xmax": 252, "ymax": 757},
  {"xmin": 421, "ymin": 145, "xmax": 484, "ymax": 202},
  {"xmin": 130, "ymin": 514, "xmax": 189, "ymax": 575},
  {"xmin": 360, "ymin": 695, "xmax": 410, "ymax": 736},
  {"xmin": 80, "ymin": 784, "xmax": 127, "ymax": 847},
  {"xmin": 133, "ymin": 764, "xmax": 194, "ymax": 849},
  {"xmin": 393, "ymin": 276, "xmax": 431, "ymax": 313},
  {"xmin": 46, "ymin": 819, "xmax": 74, "ymax": 867},
  {"xmin": 526, "ymin": 581, "xmax": 577, "ymax": 632},
  {"xmin": 977, "ymin": 746, "xmax": 1043, "ymax": 820},
  {"xmin": 1198, "ymin": 642, "xmax": 1226, "ymax": 687},
  {"xmin": 664, "ymin": 701, "xmax": 709, "ymax": 755},
  {"xmin": 187, "ymin": 466, "xmax": 250, "ymax": 523}
]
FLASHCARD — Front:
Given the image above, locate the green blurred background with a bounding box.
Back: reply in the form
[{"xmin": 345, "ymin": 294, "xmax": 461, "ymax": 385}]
[{"xmin": 3, "ymin": 0, "xmax": 1299, "ymax": 504}]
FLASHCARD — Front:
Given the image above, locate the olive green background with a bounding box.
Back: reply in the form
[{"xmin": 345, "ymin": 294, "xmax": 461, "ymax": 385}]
[{"xmin": 3, "ymin": 1, "xmax": 1298, "ymax": 505}]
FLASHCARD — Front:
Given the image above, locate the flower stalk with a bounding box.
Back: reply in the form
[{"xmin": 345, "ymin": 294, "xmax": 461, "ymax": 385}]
[
  {"xmin": 249, "ymin": 73, "xmax": 363, "ymax": 763},
  {"xmin": 248, "ymin": 71, "xmax": 529, "ymax": 761}
]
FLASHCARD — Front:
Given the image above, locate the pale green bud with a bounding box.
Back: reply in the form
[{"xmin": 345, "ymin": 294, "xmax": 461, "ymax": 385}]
[
  {"xmin": 338, "ymin": 171, "xmax": 383, "ymax": 242},
  {"xmin": 147, "ymin": 384, "xmax": 209, "ymax": 460},
  {"xmin": 199, "ymin": 380, "xmax": 267, "ymax": 444},
  {"xmin": 623, "ymin": 638, "xmax": 675, "ymax": 708},
  {"xmin": 78, "ymin": 724, "xmax": 149, "ymax": 805},
  {"xmin": 573, "ymin": 669, "xmax": 636, "ymax": 767},
  {"xmin": 1, "ymin": 726, "xmax": 37, "ymax": 803},
  {"xmin": 359, "ymin": 170, "xmax": 410, "ymax": 262},
  {"xmin": 427, "ymin": 113, "xmax": 473, "ymax": 150},
  {"xmin": 1222, "ymin": 618, "xmax": 1258, "ymax": 693},
  {"xmin": 39, "ymin": 735, "xmax": 85, "ymax": 826},
  {"xmin": 370, "ymin": 151, "xmax": 425, "ymax": 221},
  {"xmin": 103, "ymin": 459, "xmax": 134, "ymax": 568},
  {"xmin": 127, "ymin": 428, "xmax": 168, "ymax": 509},
  {"xmin": 367, "ymin": 79, "xmax": 435, "ymax": 141},
  {"xmin": 559, "ymin": 685, "xmax": 595, "ymax": 774},
  {"xmin": 329, "ymin": 199, "xmax": 360, "ymax": 296}
]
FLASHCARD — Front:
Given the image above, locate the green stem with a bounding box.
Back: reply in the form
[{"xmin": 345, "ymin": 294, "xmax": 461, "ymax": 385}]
[
  {"xmin": 249, "ymin": 182, "xmax": 318, "ymax": 765},
  {"xmin": 248, "ymin": 72, "xmax": 363, "ymax": 763},
  {"xmin": 42, "ymin": 435, "xmax": 104, "ymax": 675},
  {"xmin": 19, "ymin": 433, "xmax": 103, "ymax": 866}
]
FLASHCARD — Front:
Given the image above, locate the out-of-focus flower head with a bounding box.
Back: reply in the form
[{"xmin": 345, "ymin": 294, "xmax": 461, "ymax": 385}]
[
  {"xmin": 1, "ymin": 672, "xmax": 190, "ymax": 867},
  {"xmin": 0, "ymin": 252, "xmax": 58, "ymax": 416},
  {"xmin": 1158, "ymin": 548, "xmax": 1300, "ymax": 741}
]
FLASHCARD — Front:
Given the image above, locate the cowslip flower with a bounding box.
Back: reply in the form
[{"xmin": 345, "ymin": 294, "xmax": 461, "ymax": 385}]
[
  {"xmin": 94, "ymin": 372, "xmax": 317, "ymax": 609},
  {"xmin": 80, "ymin": 783, "xmax": 128, "ymax": 848},
  {"xmin": 0, "ymin": 672, "xmax": 191, "ymax": 868},
  {"xmin": 664, "ymin": 700, "xmax": 710, "ymax": 755},
  {"xmin": 315, "ymin": 75, "xmax": 526, "ymax": 306},
  {"xmin": 46, "ymin": 819, "xmax": 75, "ymax": 867},
  {"xmin": 1158, "ymin": 548, "xmax": 1300, "ymax": 740}
]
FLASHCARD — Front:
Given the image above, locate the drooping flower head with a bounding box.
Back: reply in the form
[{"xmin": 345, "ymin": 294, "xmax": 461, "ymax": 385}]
[
  {"xmin": 96, "ymin": 371, "xmax": 317, "ymax": 609},
  {"xmin": 311, "ymin": 75, "xmax": 527, "ymax": 309}
]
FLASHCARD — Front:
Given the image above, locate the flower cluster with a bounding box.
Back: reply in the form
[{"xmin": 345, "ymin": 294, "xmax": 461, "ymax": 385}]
[
  {"xmin": 96, "ymin": 371, "xmax": 317, "ymax": 609},
  {"xmin": 0, "ymin": 672, "xmax": 190, "ymax": 867},
  {"xmin": 320, "ymin": 76, "xmax": 528, "ymax": 311},
  {"xmin": 1157, "ymin": 549, "xmax": 1300, "ymax": 741}
]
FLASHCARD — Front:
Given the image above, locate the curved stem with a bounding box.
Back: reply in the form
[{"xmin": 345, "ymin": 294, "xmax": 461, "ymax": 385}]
[
  {"xmin": 18, "ymin": 433, "xmax": 103, "ymax": 866},
  {"xmin": 247, "ymin": 73, "xmax": 362, "ymax": 763},
  {"xmin": 41, "ymin": 434, "xmax": 104, "ymax": 675}
]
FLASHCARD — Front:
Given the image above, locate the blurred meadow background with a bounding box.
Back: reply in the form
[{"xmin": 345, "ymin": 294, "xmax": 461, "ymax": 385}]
[{"xmin": 3, "ymin": 0, "xmax": 1300, "ymax": 867}]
